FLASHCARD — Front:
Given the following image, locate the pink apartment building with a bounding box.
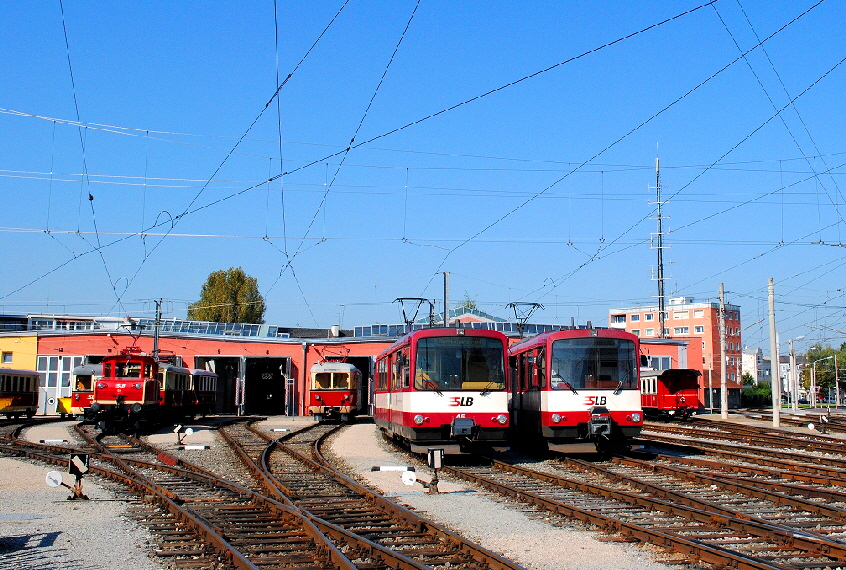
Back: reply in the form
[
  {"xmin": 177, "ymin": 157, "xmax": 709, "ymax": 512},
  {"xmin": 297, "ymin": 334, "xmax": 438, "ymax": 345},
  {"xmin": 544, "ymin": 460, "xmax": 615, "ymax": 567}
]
[{"xmin": 609, "ymin": 296, "xmax": 743, "ymax": 409}]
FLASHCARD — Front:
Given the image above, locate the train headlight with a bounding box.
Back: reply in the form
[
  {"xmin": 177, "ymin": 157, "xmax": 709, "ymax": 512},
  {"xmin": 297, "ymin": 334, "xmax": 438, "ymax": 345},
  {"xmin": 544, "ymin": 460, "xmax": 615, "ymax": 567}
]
[
  {"xmin": 96, "ymin": 383, "xmax": 107, "ymax": 390},
  {"xmin": 131, "ymin": 403, "xmax": 142, "ymax": 413},
  {"xmin": 133, "ymin": 383, "xmax": 142, "ymax": 390},
  {"xmin": 493, "ymin": 414, "xmax": 508, "ymax": 425},
  {"xmin": 551, "ymin": 413, "xmax": 564, "ymax": 423},
  {"xmin": 627, "ymin": 413, "xmax": 642, "ymax": 422},
  {"xmin": 413, "ymin": 414, "xmax": 425, "ymax": 426},
  {"xmin": 315, "ymin": 394, "xmax": 322, "ymax": 401}
]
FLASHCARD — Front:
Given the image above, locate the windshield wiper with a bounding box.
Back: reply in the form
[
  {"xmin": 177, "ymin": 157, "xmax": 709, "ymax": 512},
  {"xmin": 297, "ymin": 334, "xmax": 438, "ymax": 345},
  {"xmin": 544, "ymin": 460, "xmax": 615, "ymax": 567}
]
[
  {"xmin": 613, "ymin": 380, "xmax": 624, "ymax": 395},
  {"xmin": 480, "ymin": 381, "xmax": 496, "ymax": 396},
  {"xmin": 562, "ymin": 380, "xmax": 578, "ymax": 395}
]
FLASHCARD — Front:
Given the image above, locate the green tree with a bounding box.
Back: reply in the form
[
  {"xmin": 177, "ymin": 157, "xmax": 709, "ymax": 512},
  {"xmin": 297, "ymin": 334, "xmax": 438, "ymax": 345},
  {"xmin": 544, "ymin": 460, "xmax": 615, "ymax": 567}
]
[
  {"xmin": 458, "ymin": 292, "xmax": 478, "ymax": 310},
  {"xmin": 187, "ymin": 267, "xmax": 266, "ymax": 323},
  {"xmin": 742, "ymin": 372, "xmax": 754, "ymax": 386}
]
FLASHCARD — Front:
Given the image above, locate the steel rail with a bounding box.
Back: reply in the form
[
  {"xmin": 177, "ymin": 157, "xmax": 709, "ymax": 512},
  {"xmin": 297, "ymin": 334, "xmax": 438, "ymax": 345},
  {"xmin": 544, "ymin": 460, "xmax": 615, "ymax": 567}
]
[
  {"xmin": 230, "ymin": 421, "xmax": 525, "ymax": 570},
  {"xmin": 566, "ymin": 456, "xmax": 846, "ymax": 551},
  {"xmin": 75, "ymin": 422, "xmax": 355, "ymax": 569},
  {"xmin": 445, "ymin": 459, "xmax": 844, "ymax": 569}
]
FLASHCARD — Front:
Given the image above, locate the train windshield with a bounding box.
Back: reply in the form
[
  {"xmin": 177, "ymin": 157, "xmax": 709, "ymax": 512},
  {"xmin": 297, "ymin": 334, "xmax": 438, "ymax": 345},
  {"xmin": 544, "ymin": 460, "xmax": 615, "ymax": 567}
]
[
  {"xmin": 550, "ymin": 337, "xmax": 637, "ymax": 391},
  {"xmin": 312, "ymin": 372, "xmax": 353, "ymax": 390},
  {"xmin": 113, "ymin": 361, "xmax": 152, "ymax": 379},
  {"xmin": 414, "ymin": 336, "xmax": 505, "ymax": 391}
]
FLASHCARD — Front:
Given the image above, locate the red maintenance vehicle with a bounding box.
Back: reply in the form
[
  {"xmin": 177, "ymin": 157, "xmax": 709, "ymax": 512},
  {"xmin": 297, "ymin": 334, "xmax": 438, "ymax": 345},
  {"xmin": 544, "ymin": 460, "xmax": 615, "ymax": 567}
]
[
  {"xmin": 640, "ymin": 368, "xmax": 702, "ymax": 420},
  {"xmin": 86, "ymin": 347, "xmax": 216, "ymax": 431}
]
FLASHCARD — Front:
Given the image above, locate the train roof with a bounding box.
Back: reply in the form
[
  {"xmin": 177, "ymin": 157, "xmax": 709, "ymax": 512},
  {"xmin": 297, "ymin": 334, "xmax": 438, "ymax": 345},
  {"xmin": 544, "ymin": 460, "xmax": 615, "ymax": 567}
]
[
  {"xmin": 310, "ymin": 361, "xmax": 358, "ymax": 373},
  {"xmin": 189, "ymin": 368, "xmax": 218, "ymax": 377},
  {"xmin": 158, "ymin": 362, "xmax": 191, "ymax": 374},
  {"xmin": 72, "ymin": 363, "xmax": 101, "ymax": 375},
  {"xmin": 0, "ymin": 367, "xmax": 42, "ymax": 376},
  {"xmin": 376, "ymin": 326, "xmax": 508, "ymax": 359},
  {"xmin": 640, "ymin": 368, "xmax": 702, "ymax": 378},
  {"xmin": 508, "ymin": 327, "xmax": 639, "ymax": 352}
]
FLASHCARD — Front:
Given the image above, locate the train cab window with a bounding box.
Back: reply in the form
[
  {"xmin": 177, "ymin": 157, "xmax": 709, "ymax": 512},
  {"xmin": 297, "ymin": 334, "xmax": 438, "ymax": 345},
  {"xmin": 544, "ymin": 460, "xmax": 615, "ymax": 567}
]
[
  {"xmin": 103, "ymin": 363, "xmax": 111, "ymax": 378},
  {"xmin": 116, "ymin": 362, "xmax": 141, "ymax": 378},
  {"xmin": 550, "ymin": 337, "xmax": 638, "ymax": 391},
  {"xmin": 76, "ymin": 375, "xmax": 92, "ymax": 390},
  {"xmin": 314, "ymin": 373, "xmax": 332, "ymax": 389},
  {"xmin": 415, "ymin": 336, "xmax": 505, "ymax": 391}
]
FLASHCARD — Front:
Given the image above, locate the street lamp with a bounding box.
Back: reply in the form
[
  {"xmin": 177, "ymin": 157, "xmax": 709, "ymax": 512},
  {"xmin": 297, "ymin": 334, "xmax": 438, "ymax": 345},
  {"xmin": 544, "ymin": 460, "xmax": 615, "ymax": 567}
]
[
  {"xmin": 812, "ymin": 355, "xmax": 834, "ymax": 409},
  {"xmin": 789, "ymin": 336, "xmax": 804, "ymax": 413}
]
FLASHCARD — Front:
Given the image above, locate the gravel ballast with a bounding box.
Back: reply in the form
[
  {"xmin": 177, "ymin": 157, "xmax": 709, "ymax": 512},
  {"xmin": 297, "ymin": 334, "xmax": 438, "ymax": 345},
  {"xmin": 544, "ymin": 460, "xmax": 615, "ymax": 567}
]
[
  {"xmin": 6, "ymin": 418, "xmax": 683, "ymax": 569},
  {"xmin": 2, "ymin": 422, "xmax": 160, "ymax": 570}
]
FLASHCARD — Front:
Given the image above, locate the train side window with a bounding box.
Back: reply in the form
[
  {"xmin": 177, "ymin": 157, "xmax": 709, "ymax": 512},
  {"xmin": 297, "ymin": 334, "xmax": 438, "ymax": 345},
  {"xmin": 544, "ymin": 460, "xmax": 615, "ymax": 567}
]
[
  {"xmin": 536, "ymin": 348, "xmax": 546, "ymax": 389},
  {"xmin": 103, "ymin": 363, "xmax": 111, "ymax": 378}
]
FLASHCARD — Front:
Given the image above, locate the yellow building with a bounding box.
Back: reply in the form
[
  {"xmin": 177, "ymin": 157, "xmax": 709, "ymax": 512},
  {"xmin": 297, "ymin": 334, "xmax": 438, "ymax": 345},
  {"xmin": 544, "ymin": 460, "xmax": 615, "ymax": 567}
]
[{"xmin": 0, "ymin": 334, "xmax": 38, "ymax": 371}]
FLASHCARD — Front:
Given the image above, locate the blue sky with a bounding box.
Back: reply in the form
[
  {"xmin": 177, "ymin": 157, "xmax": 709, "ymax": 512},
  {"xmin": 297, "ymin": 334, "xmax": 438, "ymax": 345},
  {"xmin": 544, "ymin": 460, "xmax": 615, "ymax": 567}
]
[{"xmin": 1, "ymin": 1, "xmax": 844, "ymax": 353}]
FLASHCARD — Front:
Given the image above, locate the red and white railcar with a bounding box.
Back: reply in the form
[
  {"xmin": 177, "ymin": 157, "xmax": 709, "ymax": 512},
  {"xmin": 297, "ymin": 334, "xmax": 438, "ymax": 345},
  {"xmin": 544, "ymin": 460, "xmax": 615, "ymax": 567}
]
[
  {"xmin": 374, "ymin": 327, "xmax": 509, "ymax": 453},
  {"xmin": 640, "ymin": 368, "xmax": 701, "ymax": 420},
  {"xmin": 307, "ymin": 361, "xmax": 362, "ymax": 423},
  {"xmin": 509, "ymin": 328, "xmax": 642, "ymax": 453}
]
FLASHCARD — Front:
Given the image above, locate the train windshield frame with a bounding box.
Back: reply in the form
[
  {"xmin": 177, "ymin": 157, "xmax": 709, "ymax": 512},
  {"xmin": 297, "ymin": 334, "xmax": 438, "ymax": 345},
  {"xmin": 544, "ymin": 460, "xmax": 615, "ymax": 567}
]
[
  {"xmin": 550, "ymin": 337, "xmax": 637, "ymax": 391},
  {"xmin": 312, "ymin": 371, "xmax": 355, "ymax": 390},
  {"xmin": 414, "ymin": 336, "xmax": 505, "ymax": 391}
]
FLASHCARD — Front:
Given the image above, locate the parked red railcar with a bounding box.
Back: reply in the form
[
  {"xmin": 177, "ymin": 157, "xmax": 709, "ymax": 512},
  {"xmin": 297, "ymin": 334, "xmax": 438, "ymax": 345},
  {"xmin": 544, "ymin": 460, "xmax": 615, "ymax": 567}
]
[
  {"xmin": 86, "ymin": 347, "xmax": 216, "ymax": 430},
  {"xmin": 640, "ymin": 368, "xmax": 701, "ymax": 420},
  {"xmin": 509, "ymin": 328, "xmax": 643, "ymax": 453},
  {"xmin": 374, "ymin": 327, "xmax": 510, "ymax": 453},
  {"xmin": 307, "ymin": 361, "xmax": 362, "ymax": 423}
]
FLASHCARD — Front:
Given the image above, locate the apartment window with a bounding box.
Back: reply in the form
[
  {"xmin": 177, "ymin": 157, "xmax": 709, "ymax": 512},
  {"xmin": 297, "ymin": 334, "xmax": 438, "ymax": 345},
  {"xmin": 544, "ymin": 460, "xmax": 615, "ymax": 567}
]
[
  {"xmin": 663, "ymin": 328, "xmax": 670, "ymax": 336},
  {"xmin": 673, "ymin": 311, "xmax": 689, "ymax": 320},
  {"xmin": 611, "ymin": 315, "xmax": 626, "ymax": 324},
  {"xmin": 630, "ymin": 314, "xmax": 640, "ymax": 322},
  {"xmin": 694, "ymin": 325, "xmax": 704, "ymax": 334},
  {"xmin": 645, "ymin": 328, "xmax": 654, "ymax": 336},
  {"xmin": 645, "ymin": 313, "xmax": 654, "ymax": 321},
  {"xmin": 1, "ymin": 352, "xmax": 11, "ymax": 364},
  {"xmin": 694, "ymin": 310, "xmax": 704, "ymax": 318},
  {"xmin": 674, "ymin": 327, "xmax": 689, "ymax": 335},
  {"xmin": 631, "ymin": 329, "xmax": 640, "ymax": 336}
]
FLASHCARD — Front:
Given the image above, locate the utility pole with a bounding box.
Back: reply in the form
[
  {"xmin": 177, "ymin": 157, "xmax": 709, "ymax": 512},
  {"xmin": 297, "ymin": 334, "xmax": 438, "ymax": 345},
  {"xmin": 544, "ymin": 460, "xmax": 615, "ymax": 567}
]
[
  {"xmin": 768, "ymin": 278, "xmax": 780, "ymax": 427},
  {"xmin": 153, "ymin": 298, "xmax": 162, "ymax": 360},
  {"xmin": 789, "ymin": 338, "xmax": 798, "ymax": 412},
  {"xmin": 651, "ymin": 154, "xmax": 667, "ymax": 338},
  {"xmin": 443, "ymin": 272, "xmax": 450, "ymax": 327},
  {"xmin": 719, "ymin": 283, "xmax": 728, "ymax": 419},
  {"xmin": 836, "ymin": 354, "xmax": 841, "ymax": 409}
]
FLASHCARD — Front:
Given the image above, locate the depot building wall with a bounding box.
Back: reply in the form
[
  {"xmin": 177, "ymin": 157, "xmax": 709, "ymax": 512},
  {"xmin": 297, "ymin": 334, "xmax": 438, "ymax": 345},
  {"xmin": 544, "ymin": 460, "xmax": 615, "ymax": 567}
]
[{"xmin": 33, "ymin": 332, "xmax": 393, "ymax": 416}]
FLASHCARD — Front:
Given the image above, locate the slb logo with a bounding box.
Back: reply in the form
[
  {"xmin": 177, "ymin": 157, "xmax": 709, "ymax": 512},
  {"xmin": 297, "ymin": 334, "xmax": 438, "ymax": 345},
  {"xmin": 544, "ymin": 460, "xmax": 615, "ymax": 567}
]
[
  {"xmin": 449, "ymin": 397, "xmax": 474, "ymax": 407},
  {"xmin": 583, "ymin": 396, "xmax": 607, "ymax": 406}
]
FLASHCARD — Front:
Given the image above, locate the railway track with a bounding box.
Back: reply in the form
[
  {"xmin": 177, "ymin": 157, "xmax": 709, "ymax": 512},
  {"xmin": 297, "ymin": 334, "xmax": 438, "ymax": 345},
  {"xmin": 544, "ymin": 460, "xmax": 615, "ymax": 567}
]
[
  {"xmin": 220, "ymin": 420, "xmax": 523, "ymax": 570},
  {"xmin": 2, "ymin": 418, "xmax": 524, "ymax": 569}
]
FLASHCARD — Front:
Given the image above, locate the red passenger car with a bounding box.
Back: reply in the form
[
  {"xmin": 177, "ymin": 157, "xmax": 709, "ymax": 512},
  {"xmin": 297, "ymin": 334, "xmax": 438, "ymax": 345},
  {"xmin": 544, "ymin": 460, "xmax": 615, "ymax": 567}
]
[
  {"xmin": 307, "ymin": 361, "xmax": 362, "ymax": 423},
  {"xmin": 509, "ymin": 328, "xmax": 643, "ymax": 453},
  {"xmin": 374, "ymin": 327, "xmax": 510, "ymax": 453},
  {"xmin": 640, "ymin": 368, "xmax": 701, "ymax": 420}
]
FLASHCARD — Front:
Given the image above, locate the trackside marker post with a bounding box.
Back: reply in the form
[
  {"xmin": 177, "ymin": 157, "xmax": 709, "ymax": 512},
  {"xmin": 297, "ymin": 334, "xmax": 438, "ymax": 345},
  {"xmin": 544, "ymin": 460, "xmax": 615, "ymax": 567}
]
[{"xmin": 67, "ymin": 453, "xmax": 89, "ymax": 500}]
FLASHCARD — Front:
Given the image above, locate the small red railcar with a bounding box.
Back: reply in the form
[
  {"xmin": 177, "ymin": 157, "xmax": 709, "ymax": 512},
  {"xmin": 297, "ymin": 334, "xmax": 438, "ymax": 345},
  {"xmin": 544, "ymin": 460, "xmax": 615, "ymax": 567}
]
[
  {"xmin": 640, "ymin": 368, "xmax": 701, "ymax": 420},
  {"xmin": 307, "ymin": 361, "xmax": 363, "ymax": 423},
  {"xmin": 509, "ymin": 328, "xmax": 643, "ymax": 453},
  {"xmin": 374, "ymin": 327, "xmax": 510, "ymax": 453}
]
